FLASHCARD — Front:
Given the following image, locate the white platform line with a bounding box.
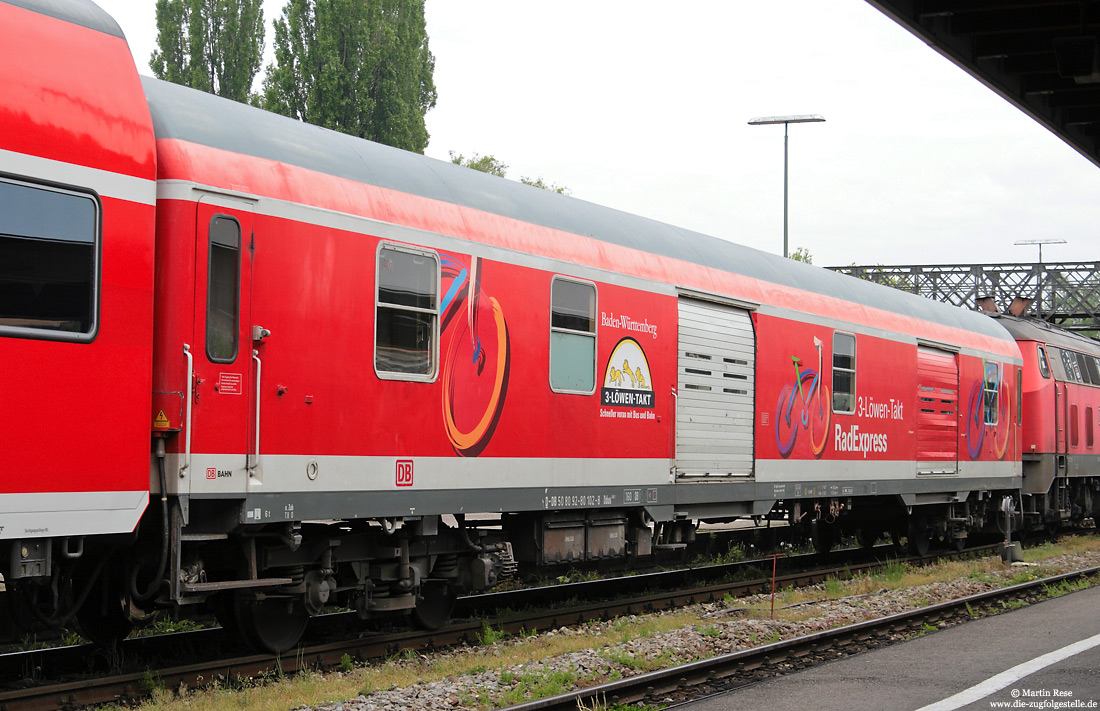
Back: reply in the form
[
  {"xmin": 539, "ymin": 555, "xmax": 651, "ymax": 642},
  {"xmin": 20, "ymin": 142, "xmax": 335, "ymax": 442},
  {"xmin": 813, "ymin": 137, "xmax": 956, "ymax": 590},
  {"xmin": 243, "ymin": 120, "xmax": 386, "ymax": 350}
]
[{"xmin": 914, "ymin": 630, "xmax": 1100, "ymax": 711}]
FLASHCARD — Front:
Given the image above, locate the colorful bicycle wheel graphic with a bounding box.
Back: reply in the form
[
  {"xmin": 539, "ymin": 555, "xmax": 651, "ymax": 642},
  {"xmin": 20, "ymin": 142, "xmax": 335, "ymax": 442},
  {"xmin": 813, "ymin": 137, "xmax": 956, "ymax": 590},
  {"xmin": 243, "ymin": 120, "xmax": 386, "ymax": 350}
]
[
  {"xmin": 993, "ymin": 378, "xmax": 1010, "ymax": 460},
  {"xmin": 441, "ymin": 294, "xmax": 509, "ymax": 457},
  {"xmin": 965, "ymin": 380, "xmax": 985, "ymax": 459},
  {"xmin": 775, "ymin": 370, "xmax": 830, "ymax": 459}
]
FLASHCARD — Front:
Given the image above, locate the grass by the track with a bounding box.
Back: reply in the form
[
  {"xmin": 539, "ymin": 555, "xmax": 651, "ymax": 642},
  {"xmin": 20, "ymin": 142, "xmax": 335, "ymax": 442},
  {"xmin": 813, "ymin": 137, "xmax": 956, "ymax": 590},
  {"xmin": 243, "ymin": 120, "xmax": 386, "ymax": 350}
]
[{"xmin": 120, "ymin": 534, "xmax": 1100, "ymax": 711}]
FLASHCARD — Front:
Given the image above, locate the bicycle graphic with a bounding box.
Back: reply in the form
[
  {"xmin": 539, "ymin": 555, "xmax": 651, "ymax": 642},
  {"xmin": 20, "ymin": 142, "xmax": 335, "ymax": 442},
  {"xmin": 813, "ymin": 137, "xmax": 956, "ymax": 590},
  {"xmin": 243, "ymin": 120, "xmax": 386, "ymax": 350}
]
[
  {"xmin": 964, "ymin": 365, "xmax": 1009, "ymax": 461},
  {"xmin": 439, "ymin": 254, "xmax": 510, "ymax": 457},
  {"xmin": 775, "ymin": 336, "xmax": 831, "ymax": 459}
]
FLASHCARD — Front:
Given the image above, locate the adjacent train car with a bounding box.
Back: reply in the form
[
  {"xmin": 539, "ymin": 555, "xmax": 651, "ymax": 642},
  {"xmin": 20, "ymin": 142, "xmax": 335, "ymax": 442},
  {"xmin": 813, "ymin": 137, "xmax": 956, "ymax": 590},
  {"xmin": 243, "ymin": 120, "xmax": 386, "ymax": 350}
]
[
  {"xmin": 0, "ymin": 0, "xmax": 1090, "ymax": 654},
  {"xmin": 0, "ymin": 0, "xmax": 156, "ymax": 636},
  {"xmin": 994, "ymin": 314, "xmax": 1100, "ymax": 529}
]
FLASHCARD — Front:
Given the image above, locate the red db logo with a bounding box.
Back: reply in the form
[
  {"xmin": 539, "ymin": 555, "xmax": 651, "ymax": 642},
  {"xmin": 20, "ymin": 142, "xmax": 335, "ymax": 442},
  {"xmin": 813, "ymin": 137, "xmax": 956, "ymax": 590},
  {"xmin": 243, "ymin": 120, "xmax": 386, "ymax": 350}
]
[
  {"xmin": 206, "ymin": 467, "xmax": 216, "ymax": 480},
  {"xmin": 395, "ymin": 460, "xmax": 414, "ymax": 487}
]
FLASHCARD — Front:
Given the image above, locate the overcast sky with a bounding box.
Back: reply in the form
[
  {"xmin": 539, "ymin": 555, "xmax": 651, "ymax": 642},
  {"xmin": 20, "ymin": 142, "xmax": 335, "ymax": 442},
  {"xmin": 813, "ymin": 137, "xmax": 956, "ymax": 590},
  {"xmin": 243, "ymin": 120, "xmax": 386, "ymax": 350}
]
[{"xmin": 94, "ymin": 0, "xmax": 1100, "ymax": 268}]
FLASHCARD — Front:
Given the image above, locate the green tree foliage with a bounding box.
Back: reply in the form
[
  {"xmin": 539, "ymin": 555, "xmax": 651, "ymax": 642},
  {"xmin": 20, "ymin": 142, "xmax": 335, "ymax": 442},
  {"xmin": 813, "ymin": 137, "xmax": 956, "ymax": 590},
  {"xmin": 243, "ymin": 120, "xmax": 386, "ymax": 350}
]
[
  {"xmin": 449, "ymin": 152, "xmax": 507, "ymax": 178},
  {"xmin": 789, "ymin": 247, "xmax": 813, "ymax": 263},
  {"xmin": 519, "ymin": 176, "xmax": 570, "ymax": 195},
  {"xmin": 263, "ymin": 0, "xmax": 437, "ymax": 153},
  {"xmin": 845, "ymin": 263, "xmax": 910, "ymax": 290},
  {"xmin": 451, "ymin": 152, "xmax": 570, "ymax": 195},
  {"xmin": 150, "ymin": 0, "xmax": 265, "ymax": 104}
]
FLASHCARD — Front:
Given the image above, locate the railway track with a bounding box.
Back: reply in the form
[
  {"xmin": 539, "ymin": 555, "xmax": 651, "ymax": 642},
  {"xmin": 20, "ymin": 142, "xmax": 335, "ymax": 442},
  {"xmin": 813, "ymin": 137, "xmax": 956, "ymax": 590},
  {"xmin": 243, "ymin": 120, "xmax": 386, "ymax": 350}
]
[
  {"xmin": 0, "ymin": 542, "xmax": 1018, "ymax": 710},
  {"xmin": 504, "ymin": 564, "xmax": 1100, "ymax": 711}
]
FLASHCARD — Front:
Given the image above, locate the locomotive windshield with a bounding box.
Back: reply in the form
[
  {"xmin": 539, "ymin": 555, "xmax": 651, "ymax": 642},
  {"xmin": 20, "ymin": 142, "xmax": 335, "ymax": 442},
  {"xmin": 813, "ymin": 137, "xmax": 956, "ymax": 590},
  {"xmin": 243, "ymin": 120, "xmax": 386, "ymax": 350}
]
[{"xmin": 0, "ymin": 178, "xmax": 97, "ymax": 338}]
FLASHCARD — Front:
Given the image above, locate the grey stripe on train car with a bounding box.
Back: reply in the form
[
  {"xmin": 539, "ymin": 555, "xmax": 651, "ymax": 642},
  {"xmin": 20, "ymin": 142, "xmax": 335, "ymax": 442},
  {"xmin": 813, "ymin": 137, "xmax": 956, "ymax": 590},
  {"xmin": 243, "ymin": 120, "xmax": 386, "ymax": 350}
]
[
  {"xmin": 141, "ymin": 77, "xmax": 1013, "ymax": 344},
  {"xmin": 2, "ymin": 0, "xmax": 125, "ymax": 38},
  {"xmin": 209, "ymin": 487, "xmax": 676, "ymax": 524}
]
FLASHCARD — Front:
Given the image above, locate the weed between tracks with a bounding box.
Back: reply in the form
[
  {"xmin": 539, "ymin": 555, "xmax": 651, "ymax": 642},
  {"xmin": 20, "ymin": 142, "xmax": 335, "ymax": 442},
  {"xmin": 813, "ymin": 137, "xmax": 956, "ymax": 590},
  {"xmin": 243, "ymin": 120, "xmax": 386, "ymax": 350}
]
[{"xmin": 103, "ymin": 534, "xmax": 1100, "ymax": 711}]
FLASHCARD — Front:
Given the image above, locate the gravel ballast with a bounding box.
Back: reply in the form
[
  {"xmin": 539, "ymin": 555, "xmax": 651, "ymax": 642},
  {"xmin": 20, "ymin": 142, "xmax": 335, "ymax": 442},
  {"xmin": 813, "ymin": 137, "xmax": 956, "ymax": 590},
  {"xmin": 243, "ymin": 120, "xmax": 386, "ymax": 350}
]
[{"xmin": 290, "ymin": 549, "xmax": 1100, "ymax": 711}]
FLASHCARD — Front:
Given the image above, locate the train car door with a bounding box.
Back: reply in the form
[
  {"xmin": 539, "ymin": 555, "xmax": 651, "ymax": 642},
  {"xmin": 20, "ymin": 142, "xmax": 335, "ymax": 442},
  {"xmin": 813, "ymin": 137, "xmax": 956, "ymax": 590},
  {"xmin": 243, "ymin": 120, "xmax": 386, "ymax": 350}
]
[
  {"xmin": 674, "ymin": 297, "xmax": 756, "ymax": 478},
  {"xmin": 916, "ymin": 346, "xmax": 958, "ymax": 475},
  {"xmin": 1054, "ymin": 379, "xmax": 1069, "ymax": 481},
  {"xmin": 189, "ymin": 196, "xmax": 254, "ymax": 496}
]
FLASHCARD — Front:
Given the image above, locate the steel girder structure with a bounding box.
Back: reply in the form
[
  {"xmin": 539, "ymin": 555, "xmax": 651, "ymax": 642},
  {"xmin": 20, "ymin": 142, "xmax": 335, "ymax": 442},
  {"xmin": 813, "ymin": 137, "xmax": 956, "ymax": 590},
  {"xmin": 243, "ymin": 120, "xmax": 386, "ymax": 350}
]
[{"xmin": 829, "ymin": 262, "xmax": 1100, "ymax": 335}]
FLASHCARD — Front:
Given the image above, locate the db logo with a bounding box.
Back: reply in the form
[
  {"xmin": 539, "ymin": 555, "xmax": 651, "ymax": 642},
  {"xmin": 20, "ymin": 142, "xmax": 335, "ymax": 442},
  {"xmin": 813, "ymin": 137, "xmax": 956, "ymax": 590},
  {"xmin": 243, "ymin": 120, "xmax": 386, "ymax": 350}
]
[
  {"xmin": 206, "ymin": 467, "xmax": 217, "ymax": 480},
  {"xmin": 395, "ymin": 460, "xmax": 414, "ymax": 487}
]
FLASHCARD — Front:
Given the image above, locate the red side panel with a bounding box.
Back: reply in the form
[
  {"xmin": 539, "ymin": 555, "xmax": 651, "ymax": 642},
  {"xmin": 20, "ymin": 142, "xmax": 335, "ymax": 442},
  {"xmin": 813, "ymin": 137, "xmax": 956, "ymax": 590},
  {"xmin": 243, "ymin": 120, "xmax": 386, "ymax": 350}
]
[
  {"xmin": 0, "ymin": 3, "xmax": 155, "ymax": 534},
  {"xmin": 0, "ymin": 5, "xmax": 154, "ymax": 179},
  {"xmin": 1018, "ymin": 341, "xmax": 1055, "ymax": 455}
]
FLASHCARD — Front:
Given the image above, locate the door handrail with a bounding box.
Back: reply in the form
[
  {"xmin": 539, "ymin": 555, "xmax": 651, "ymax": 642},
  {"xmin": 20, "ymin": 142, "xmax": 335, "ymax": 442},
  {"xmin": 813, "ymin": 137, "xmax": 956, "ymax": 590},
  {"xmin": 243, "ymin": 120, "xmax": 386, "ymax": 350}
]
[
  {"xmin": 182, "ymin": 343, "xmax": 193, "ymax": 478},
  {"xmin": 250, "ymin": 349, "xmax": 261, "ymax": 477}
]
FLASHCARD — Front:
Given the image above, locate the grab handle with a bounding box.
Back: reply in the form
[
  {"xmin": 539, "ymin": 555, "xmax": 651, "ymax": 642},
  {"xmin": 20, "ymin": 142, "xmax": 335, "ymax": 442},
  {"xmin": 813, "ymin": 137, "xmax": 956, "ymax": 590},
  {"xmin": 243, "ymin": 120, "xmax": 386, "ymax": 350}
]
[
  {"xmin": 181, "ymin": 344, "xmax": 193, "ymax": 478},
  {"xmin": 249, "ymin": 349, "xmax": 261, "ymax": 477}
]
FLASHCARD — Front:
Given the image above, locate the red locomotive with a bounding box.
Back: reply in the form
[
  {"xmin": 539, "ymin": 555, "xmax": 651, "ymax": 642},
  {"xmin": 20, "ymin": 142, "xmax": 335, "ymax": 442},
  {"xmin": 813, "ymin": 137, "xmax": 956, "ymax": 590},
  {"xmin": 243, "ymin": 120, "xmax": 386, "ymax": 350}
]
[
  {"xmin": 2, "ymin": 0, "xmax": 1097, "ymax": 652},
  {"xmin": 997, "ymin": 315, "xmax": 1100, "ymax": 531}
]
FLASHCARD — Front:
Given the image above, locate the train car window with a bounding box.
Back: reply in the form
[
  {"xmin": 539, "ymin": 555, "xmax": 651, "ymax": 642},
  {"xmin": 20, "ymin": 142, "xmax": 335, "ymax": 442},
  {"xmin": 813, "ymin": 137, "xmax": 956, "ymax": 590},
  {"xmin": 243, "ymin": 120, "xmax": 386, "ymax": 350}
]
[
  {"xmin": 1081, "ymin": 352, "xmax": 1099, "ymax": 385},
  {"xmin": 1070, "ymin": 404, "xmax": 1079, "ymax": 447},
  {"xmin": 550, "ymin": 277, "xmax": 596, "ymax": 394},
  {"xmin": 1060, "ymin": 349, "xmax": 1082, "ymax": 383},
  {"xmin": 0, "ymin": 178, "xmax": 98, "ymax": 340},
  {"xmin": 1047, "ymin": 348, "xmax": 1068, "ymax": 381},
  {"xmin": 375, "ymin": 244, "xmax": 439, "ymax": 378},
  {"xmin": 1087, "ymin": 407, "xmax": 1095, "ymax": 448},
  {"xmin": 983, "ymin": 362, "xmax": 1000, "ymax": 426},
  {"xmin": 1073, "ymin": 352, "xmax": 1088, "ymax": 384},
  {"xmin": 831, "ymin": 332, "xmax": 856, "ymax": 413},
  {"xmin": 1036, "ymin": 345, "xmax": 1051, "ymax": 379},
  {"xmin": 1017, "ymin": 368, "xmax": 1022, "ymax": 423},
  {"xmin": 205, "ymin": 216, "xmax": 241, "ymax": 362}
]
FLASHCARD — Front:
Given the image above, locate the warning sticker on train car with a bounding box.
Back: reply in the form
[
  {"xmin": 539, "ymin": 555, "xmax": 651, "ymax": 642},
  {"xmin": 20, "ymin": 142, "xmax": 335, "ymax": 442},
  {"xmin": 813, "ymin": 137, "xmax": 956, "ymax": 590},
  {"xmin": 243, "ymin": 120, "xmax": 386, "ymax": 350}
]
[
  {"xmin": 153, "ymin": 409, "xmax": 170, "ymax": 429},
  {"xmin": 600, "ymin": 337, "xmax": 655, "ymax": 410},
  {"xmin": 218, "ymin": 372, "xmax": 243, "ymax": 395}
]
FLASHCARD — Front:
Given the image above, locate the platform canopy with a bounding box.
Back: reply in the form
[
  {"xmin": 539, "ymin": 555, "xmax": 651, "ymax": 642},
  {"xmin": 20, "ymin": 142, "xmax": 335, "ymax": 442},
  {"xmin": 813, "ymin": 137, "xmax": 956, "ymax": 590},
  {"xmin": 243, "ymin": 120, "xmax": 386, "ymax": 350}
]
[{"xmin": 868, "ymin": 0, "xmax": 1100, "ymax": 169}]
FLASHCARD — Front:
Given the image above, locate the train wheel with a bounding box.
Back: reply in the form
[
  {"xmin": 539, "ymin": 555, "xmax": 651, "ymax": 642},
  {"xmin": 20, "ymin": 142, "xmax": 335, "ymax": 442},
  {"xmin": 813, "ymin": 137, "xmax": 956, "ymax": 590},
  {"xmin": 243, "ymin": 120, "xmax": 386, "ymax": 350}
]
[
  {"xmin": 209, "ymin": 592, "xmax": 240, "ymax": 636},
  {"xmin": 74, "ymin": 565, "xmax": 133, "ymax": 645},
  {"xmin": 811, "ymin": 520, "xmax": 834, "ymax": 555},
  {"xmin": 906, "ymin": 516, "xmax": 932, "ymax": 557},
  {"xmin": 856, "ymin": 529, "xmax": 879, "ymax": 550},
  {"xmin": 410, "ymin": 582, "xmax": 457, "ymax": 631},
  {"xmin": 234, "ymin": 594, "xmax": 309, "ymax": 654}
]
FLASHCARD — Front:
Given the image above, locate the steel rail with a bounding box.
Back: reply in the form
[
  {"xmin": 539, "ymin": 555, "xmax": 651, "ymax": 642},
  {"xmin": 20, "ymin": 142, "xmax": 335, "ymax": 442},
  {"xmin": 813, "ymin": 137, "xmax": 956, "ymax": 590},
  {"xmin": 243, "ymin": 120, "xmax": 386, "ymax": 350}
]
[
  {"xmin": 0, "ymin": 544, "xmax": 1003, "ymax": 710},
  {"xmin": 0, "ymin": 545, "xmax": 846, "ymax": 687},
  {"xmin": 501, "ymin": 565, "xmax": 1100, "ymax": 711}
]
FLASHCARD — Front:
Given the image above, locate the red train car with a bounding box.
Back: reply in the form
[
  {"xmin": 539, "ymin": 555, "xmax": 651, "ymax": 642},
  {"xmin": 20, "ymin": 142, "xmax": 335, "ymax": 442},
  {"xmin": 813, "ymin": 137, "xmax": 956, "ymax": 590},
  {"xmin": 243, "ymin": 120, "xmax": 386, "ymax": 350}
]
[
  {"xmin": 2, "ymin": 0, "xmax": 1090, "ymax": 654},
  {"xmin": 0, "ymin": 0, "xmax": 155, "ymax": 632}
]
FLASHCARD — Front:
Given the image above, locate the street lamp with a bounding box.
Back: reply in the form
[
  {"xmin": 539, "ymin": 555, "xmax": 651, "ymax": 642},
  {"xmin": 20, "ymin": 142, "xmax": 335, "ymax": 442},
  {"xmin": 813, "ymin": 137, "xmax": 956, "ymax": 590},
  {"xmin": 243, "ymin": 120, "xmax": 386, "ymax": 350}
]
[
  {"xmin": 748, "ymin": 114, "xmax": 825, "ymax": 259},
  {"xmin": 1014, "ymin": 238, "xmax": 1066, "ymax": 320},
  {"xmin": 1014, "ymin": 238, "xmax": 1066, "ymax": 264}
]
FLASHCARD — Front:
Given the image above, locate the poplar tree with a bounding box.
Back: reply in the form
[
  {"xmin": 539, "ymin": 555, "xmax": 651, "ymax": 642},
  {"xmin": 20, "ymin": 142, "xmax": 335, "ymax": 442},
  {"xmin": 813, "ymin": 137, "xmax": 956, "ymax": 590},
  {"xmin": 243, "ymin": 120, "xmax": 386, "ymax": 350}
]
[
  {"xmin": 150, "ymin": 0, "xmax": 265, "ymax": 104},
  {"xmin": 452, "ymin": 152, "xmax": 571, "ymax": 195},
  {"xmin": 262, "ymin": 0, "xmax": 437, "ymax": 153}
]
